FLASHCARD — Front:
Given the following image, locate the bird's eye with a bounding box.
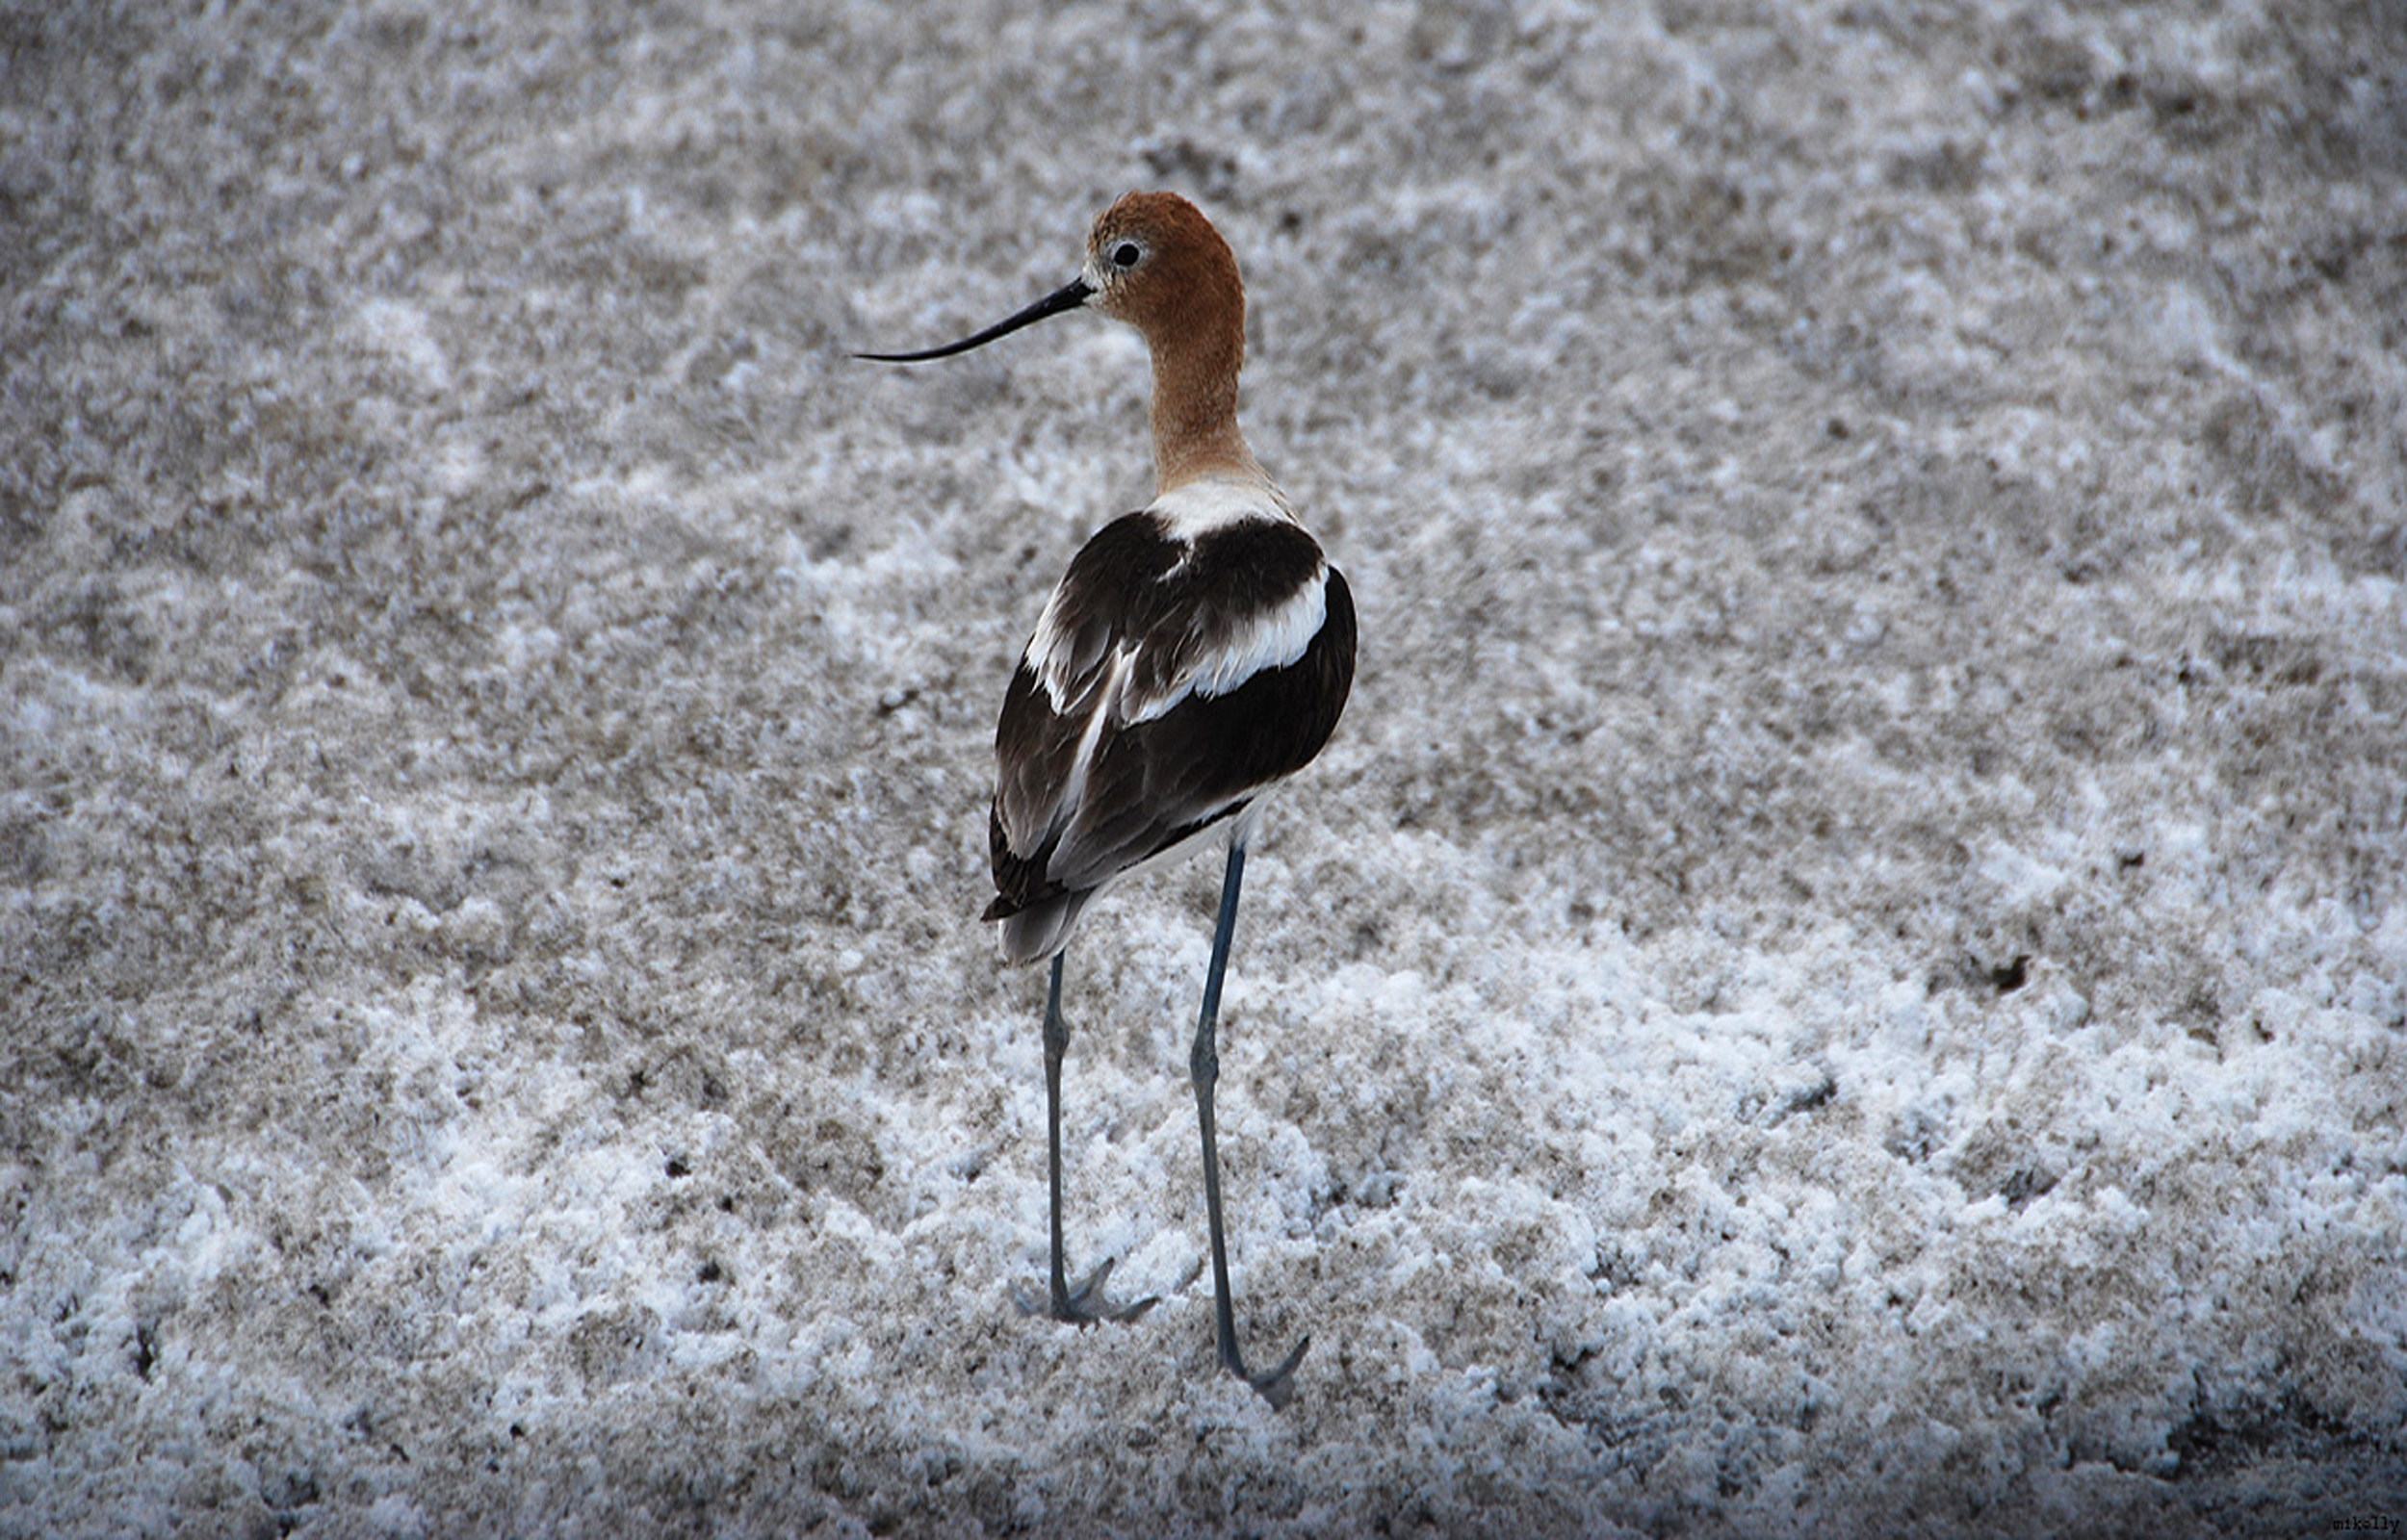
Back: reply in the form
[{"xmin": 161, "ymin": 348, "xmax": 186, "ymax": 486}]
[{"xmin": 1111, "ymin": 242, "xmax": 1142, "ymax": 269}]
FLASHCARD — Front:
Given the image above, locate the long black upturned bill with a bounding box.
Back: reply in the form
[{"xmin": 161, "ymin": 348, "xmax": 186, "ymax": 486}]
[{"xmin": 855, "ymin": 277, "xmax": 1095, "ymax": 363}]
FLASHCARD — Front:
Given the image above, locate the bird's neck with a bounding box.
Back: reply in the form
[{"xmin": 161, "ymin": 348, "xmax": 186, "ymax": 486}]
[{"xmin": 1148, "ymin": 331, "xmax": 1262, "ymax": 494}]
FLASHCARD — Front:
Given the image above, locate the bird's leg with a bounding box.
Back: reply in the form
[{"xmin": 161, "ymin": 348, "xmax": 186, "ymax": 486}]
[
  {"xmin": 1190, "ymin": 843, "xmax": 1309, "ymax": 1409},
  {"xmin": 1016, "ymin": 949, "xmax": 1157, "ymax": 1325}
]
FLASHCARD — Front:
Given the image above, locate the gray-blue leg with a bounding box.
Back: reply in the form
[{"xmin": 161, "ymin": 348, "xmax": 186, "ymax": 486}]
[
  {"xmin": 1017, "ymin": 949, "xmax": 1156, "ymax": 1324},
  {"xmin": 1191, "ymin": 843, "xmax": 1309, "ymax": 1408}
]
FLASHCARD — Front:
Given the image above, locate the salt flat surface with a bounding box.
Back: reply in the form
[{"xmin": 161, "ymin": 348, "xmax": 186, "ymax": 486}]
[{"xmin": 4, "ymin": 1, "xmax": 2404, "ymax": 1535}]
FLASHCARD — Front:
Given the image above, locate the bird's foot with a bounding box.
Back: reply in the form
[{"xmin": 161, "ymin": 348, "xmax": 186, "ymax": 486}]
[
  {"xmin": 1226, "ymin": 1333, "xmax": 1310, "ymax": 1411},
  {"xmin": 1014, "ymin": 1257, "xmax": 1158, "ymax": 1325}
]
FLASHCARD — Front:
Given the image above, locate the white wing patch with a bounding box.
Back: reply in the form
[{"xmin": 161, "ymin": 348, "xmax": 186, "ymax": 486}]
[
  {"xmin": 1125, "ymin": 574, "xmax": 1326, "ymax": 724},
  {"xmin": 1049, "ymin": 648, "xmax": 1130, "ymax": 834},
  {"xmin": 1023, "ymin": 585, "xmax": 1088, "ymax": 711}
]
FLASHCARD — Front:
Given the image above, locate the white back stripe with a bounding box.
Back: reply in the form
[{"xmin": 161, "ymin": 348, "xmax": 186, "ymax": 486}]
[
  {"xmin": 1149, "ymin": 475, "xmax": 1295, "ymax": 541},
  {"xmin": 1125, "ymin": 573, "xmax": 1326, "ymax": 724}
]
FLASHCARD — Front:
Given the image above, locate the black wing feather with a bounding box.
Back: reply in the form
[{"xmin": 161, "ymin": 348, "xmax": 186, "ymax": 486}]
[{"xmin": 986, "ymin": 516, "xmax": 1355, "ymax": 930}]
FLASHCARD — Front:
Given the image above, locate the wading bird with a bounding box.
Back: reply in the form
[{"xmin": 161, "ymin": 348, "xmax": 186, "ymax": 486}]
[{"xmin": 859, "ymin": 192, "xmax": 1355, "ymax": 1407}]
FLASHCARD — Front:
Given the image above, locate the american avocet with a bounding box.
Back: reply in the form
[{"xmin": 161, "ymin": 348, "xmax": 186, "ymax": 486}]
[{"xmin": 860, "ymin": 192, "xmax": 1355, "ymax": 1407}]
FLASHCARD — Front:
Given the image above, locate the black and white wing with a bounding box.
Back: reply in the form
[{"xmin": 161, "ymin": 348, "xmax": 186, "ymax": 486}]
[{"xmin": 983, "ymin": 507, "xmax": 1356, "ymax": 963}]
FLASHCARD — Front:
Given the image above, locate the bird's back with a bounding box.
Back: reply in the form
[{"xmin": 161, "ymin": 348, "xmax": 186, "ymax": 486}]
[{"xmin": 985, "ymin": 482, "xmax": 1355, "ymax": 963}]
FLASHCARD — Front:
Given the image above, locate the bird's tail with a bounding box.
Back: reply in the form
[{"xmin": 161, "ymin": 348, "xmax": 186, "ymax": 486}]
[{"xmin": 995, "ymin": 889, "xmax": 1091, "ymax": 966}]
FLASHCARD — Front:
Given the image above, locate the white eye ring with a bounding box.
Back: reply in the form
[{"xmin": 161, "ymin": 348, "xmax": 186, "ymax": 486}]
[{"xmin": 1108, "ymin": 240, "xmax": 1144, "ymax": 270}]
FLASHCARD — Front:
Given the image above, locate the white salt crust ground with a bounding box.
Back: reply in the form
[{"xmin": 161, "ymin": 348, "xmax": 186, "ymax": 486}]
[{"xmin": 4, "ymin": 1, "xmax": 2405, "ymax": 1535}]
